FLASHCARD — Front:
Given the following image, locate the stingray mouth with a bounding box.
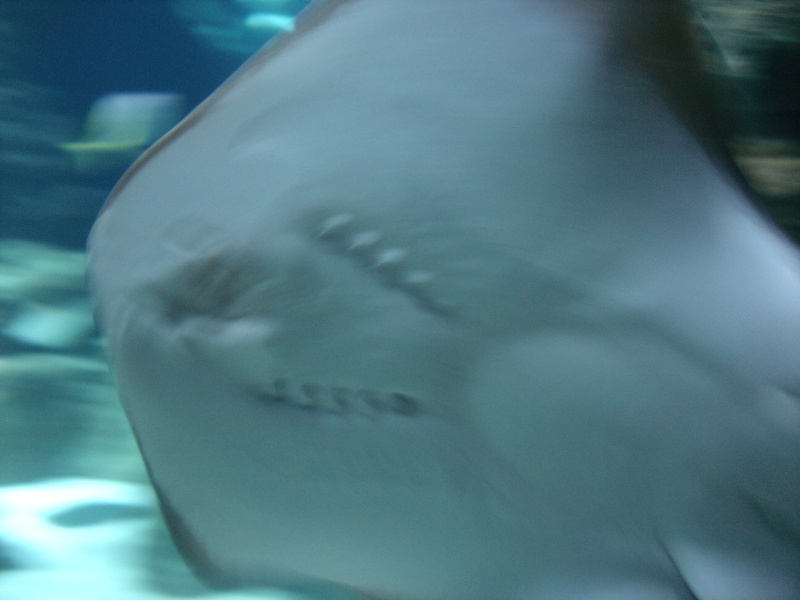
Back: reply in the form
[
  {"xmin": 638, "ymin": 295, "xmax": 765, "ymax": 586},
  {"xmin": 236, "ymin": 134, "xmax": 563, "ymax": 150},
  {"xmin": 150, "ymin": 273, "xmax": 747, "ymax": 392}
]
[{"xmin": 254, "ymin": 378, "xmax": 422, "ymax": 418}]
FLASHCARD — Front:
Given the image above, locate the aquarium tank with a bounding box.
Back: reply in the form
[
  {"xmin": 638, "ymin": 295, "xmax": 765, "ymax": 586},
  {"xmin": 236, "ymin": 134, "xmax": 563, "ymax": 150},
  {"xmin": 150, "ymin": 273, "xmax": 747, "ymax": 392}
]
[{"xmin": 0, "ymin": 0, "xmax": 798, "ymax": 599}]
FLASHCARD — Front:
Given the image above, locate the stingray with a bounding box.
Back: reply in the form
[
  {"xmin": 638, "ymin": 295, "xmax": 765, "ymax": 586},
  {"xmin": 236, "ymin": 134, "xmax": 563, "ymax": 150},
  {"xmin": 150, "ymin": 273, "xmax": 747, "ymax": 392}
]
[{"xmin": 86, "ymin": 1, "xmax": 800, "ymax": 598}]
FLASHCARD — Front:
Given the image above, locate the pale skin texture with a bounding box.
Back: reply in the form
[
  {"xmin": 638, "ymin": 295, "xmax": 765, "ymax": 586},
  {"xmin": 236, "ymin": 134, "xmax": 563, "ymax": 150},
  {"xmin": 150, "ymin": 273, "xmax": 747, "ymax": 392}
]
[{"xmin": 88, "ymin": 1, "xmax": 800, "ymax": 598}]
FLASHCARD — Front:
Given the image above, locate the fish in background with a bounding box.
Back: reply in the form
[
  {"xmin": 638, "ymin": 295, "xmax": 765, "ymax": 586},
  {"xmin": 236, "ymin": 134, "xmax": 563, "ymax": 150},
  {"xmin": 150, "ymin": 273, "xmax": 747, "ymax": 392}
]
[
  {"xmin": 60, "ymin": 93, "xmax": 185, "ymax": 174},
  {"xmin": 86, "ymin": 1, "xmax": 800, "ymax": 599}
]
